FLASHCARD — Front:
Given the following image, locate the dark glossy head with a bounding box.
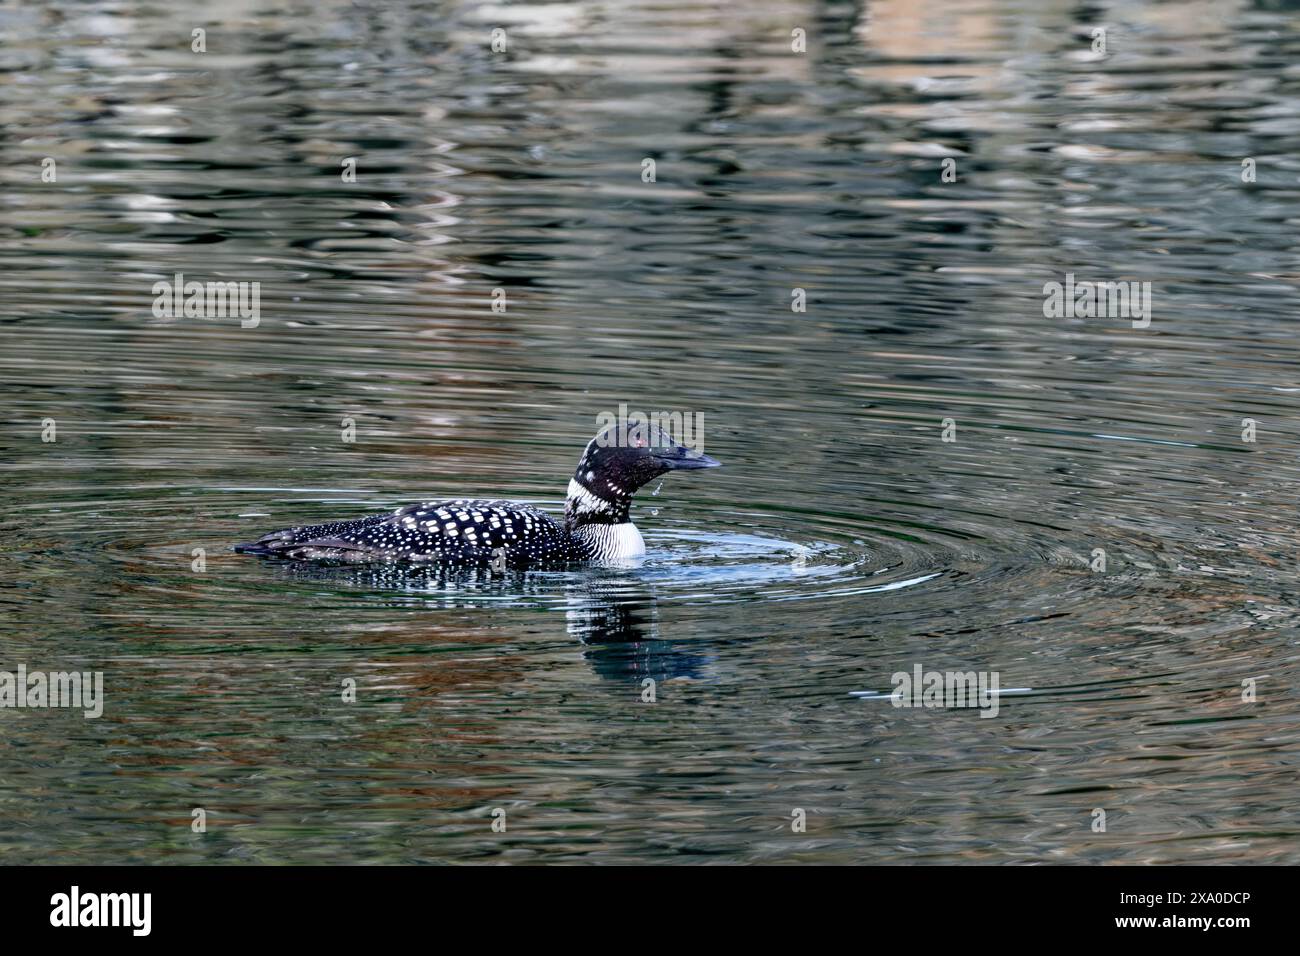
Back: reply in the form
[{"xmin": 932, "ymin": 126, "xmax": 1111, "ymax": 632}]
[{"xmin": 572, "ymin": 420, "xmax": 720, "ymax": 507}]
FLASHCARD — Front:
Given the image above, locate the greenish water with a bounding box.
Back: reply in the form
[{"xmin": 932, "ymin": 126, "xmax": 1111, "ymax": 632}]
[{"xmin": 2, "ymin": 0, "xmax": 1299, "ymax": 864}]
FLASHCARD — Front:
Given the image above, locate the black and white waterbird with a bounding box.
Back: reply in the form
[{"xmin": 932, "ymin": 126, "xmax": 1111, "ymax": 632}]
[{"xmin": 234, "ymin": 422, "xmax": 720, "ymax": 567}]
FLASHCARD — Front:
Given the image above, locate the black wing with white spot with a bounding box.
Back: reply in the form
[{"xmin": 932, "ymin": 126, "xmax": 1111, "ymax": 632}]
[{"xmin": 235, "ymin": 498, "xmax": 591, "ymax": 565}]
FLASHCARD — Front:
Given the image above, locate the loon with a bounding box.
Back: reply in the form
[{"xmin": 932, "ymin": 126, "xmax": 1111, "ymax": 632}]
[{"xmin": 234, "ymin": 422, "xmax": 720, "ymax": 567}]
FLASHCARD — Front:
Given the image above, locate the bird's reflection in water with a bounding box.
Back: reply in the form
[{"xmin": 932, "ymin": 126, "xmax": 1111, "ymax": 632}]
[
  {"xmin": 562, "ymin": 571, "xmax": 711, "ymax": 682},
  {"xmin": 250, "ymin": 559, "xmax": 711, "ymax": 682}
]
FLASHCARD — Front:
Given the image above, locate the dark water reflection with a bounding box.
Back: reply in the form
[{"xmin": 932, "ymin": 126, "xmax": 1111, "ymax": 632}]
[{"xmin": 3, "ymin": 0, "xmax": 1300, "ymax": 863}]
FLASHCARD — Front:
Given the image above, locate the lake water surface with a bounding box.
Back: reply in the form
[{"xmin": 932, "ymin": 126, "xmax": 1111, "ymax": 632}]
[{"xmin": 2, "ymin": 0, "xmax": 1300, "ymax": 864}]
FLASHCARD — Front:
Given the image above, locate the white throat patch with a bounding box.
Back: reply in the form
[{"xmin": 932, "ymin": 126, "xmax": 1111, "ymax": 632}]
[{"xmin": 566, "ymin": 478, "xmax": 614, "ymax": 515}]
